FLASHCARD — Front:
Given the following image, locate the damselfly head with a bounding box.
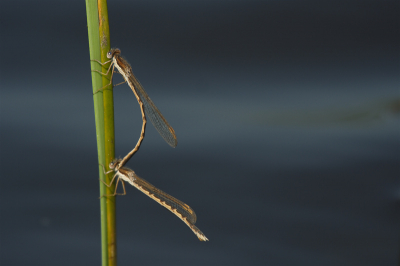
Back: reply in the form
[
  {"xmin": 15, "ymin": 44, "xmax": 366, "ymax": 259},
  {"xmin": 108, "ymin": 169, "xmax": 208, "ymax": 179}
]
[
  {"xmin": 107, "ymin": 48, "xmax": 121, "ymax": 59},
  {"xmin": 108, "ymin": 161, "xmax": 116, "ymax": 169},
  {"xmin": 109, "ymin": 158, "xmax": 122, "ymax": 170}
]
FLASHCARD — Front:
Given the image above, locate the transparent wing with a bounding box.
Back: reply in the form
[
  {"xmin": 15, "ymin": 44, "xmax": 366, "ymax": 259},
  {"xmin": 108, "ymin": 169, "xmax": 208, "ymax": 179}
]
[
  {"xmin": 118, "ymin": 166, "xmax": 207, "ymax": 240},
  {"xmin": 131, "ymin": 172, "xmax": 197, "ymax": 224},
  {"xmin": 128, "ymin": 73, "xmax": 178, "ymax": 148}
]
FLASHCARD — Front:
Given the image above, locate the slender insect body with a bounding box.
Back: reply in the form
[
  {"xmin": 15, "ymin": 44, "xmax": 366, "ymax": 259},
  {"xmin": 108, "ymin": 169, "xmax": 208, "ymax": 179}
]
[
  {"xmin": 95, "ymin": 48, "xmax": 177, "ymax": 170},
  {"xmin": 107, "ymin": 54, "xmax": 147, "ymax": 169},
  {"xmin": 104, "ymin": 158, "xmax": 208, "ymax": 241},
  {"xmin": 109, "ymin": 48, "xmax": 178, "ymax": 149},
  {"xmin": 132, "ymin": 179, "xmax": 208, "ymax": 241}
]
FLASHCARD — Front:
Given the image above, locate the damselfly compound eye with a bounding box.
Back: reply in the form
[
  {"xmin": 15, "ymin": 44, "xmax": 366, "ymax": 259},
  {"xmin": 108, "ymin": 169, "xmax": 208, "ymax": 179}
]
[{"xmin": 107, "ymin": 51, "xmax": 112, "ymax": 59}]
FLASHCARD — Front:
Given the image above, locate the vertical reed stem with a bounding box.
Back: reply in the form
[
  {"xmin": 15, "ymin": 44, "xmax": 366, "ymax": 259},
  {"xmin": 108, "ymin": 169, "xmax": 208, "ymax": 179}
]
[{"xmin": 85, "ymin": 0, "xmax": 116, "ymax": 265}]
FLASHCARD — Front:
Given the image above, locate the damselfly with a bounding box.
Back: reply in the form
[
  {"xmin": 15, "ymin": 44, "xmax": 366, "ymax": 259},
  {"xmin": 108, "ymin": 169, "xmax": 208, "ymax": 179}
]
[
  {"xmin": 100, "ymin": 158, "xmax": 208, "ymax": 241},
  {"xmin": 92, "ymin": 48, "xmax": 177, "ymax": 168}
]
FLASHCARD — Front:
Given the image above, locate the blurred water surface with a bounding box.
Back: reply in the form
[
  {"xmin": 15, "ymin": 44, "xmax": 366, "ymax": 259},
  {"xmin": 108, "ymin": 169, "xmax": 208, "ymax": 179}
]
[{"xmin": 1, "ymin": 1, "xmax": 399, "ymax": 265}]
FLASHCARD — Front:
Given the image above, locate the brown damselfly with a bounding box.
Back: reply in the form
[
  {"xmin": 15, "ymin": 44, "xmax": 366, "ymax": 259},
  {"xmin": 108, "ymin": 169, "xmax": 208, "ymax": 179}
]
[
  {"xmin": 100, "ymin": 158, "xmax": 208, "ymax": 241},
  {"xmin": 92, "ymin": 48, "xmax": 177, "ymax": 168}
]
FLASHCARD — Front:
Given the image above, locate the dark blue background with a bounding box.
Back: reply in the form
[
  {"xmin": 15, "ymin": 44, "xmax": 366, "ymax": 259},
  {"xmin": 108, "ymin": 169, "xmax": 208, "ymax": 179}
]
[{"xmin": 1, "ymin": 0, "xmax": 399, "ymax": 265}]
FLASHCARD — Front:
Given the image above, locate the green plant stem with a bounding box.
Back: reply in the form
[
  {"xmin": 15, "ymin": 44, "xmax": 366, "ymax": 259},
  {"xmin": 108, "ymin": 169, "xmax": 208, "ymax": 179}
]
[{"xmin": 85, "ymin": 0, "xmax": 115, "ymax": 265}]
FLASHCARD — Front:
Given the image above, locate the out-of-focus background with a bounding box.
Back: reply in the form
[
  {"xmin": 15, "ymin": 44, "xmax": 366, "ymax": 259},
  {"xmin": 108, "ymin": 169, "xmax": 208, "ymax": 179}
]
[{"xmin": 1, "ymin": 0, "xmax": 399, "ymax": 265}]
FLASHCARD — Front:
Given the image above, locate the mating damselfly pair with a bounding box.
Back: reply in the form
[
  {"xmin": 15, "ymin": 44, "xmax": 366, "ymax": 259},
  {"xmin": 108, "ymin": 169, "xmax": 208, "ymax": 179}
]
[{"xmin": 91, "ymin": 48, "xmax": 208, "ymax": 241}]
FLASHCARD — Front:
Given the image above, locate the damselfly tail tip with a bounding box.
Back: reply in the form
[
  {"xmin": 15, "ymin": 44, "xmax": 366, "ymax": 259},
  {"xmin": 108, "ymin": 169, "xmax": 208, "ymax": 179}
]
[
  {"xmin": 198, "ymin": 235, "xmax": 209, "ymax": 241},
  {"xmin": 191, "ymin": 225, "xmax": 208, "ymax": 241}
]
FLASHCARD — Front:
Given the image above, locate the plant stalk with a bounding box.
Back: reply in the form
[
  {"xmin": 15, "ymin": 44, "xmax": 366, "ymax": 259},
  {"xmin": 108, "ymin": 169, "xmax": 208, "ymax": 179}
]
[{"xmin": 85, "ymin": 0, "xmax": 116, "ymax": 265}]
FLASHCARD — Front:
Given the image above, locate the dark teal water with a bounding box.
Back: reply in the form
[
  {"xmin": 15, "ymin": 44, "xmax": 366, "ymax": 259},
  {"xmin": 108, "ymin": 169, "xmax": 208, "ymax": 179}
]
[{"xmin": 1, "ymin": 1, "xmax": 399, "ymax": 265}]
